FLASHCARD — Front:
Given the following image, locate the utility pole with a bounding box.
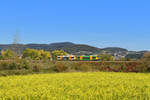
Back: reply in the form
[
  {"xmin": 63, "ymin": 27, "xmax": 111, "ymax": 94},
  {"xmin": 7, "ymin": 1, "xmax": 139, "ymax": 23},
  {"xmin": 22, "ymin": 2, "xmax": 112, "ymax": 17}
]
[{"xmin": 10, "ymin": 30, "xmax": 21, "ymax": 58}]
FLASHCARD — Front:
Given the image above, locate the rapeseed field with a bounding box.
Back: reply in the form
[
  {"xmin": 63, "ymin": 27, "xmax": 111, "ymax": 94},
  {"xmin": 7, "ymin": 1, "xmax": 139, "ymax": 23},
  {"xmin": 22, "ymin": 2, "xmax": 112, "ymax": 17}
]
[{"xmin": 0, "ymin": 72, "xmax": 150, "ymax": 100}]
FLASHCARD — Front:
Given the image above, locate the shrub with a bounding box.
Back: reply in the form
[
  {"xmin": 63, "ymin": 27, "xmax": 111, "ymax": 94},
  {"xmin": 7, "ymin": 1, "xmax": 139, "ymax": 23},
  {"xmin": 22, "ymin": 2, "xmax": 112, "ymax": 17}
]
[
  {"xmin": 32, "ymin": 64, "xmax": 41, "ymax": 72},
  {"xmin": 0, "ymin": 61, "xmax": 10, "ymax": 70},
  {"xmin": 55, "ymin": 63, "xmax": 68, "ymax": 72},
  {"xmin": 75, "ymin": 63, "xmax": 92, "ymax": 72},
  {"xmin": 20, "ymin": 60, "xmax": 30, "ymax": 69},
  {"xmin": 8, "ymin": 62, "xmax": 18, "ymax": 70},
  {"xmin": 134, "ymin": 61, "xmax": 150, "ymax": 72}
]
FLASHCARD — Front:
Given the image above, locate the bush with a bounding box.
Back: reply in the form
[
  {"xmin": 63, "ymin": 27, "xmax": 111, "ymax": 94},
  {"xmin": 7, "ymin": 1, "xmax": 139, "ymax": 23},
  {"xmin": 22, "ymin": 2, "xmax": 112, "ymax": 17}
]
[
  {"xmin": 78, "ymin": 64, "xmax": 92, "ymax": 72},
  {"xmin": 20, "ymin": 60, "xmax": 30, "ymax": 69},
  {"xmin": 134, "ymin": 61, "xmax": 150, "ymax": 72},
  {"xmin": 32, "ymin": 64, "xmax": 41, "ymax": 72},
  {"xmin": 8, "ymin": 62, "xmax": 18, "ymax": 70},
  {"xmin": 0, "ymin": 60, "xmax": 31, "ymax": 70},
  {"xmin": 0, "ymin": 61, "xmax": 10, "ymax": 70},
  {"xmin": 55, "ymin": 63, "xmax": 68, "ymax": 72}
]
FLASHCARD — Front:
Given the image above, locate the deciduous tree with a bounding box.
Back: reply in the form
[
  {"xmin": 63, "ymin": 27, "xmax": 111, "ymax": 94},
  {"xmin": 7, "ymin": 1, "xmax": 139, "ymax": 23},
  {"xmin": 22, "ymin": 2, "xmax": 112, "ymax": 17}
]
[
  {"xmin": 52, "ymin": 50, "xmax": 67, "ymax": 60},
  {"xmin": 1, "ymin": 49, "xmax": 14, "ymax": 59},
  {"xmin": 22, "ymin": 48, "xmax": 51, "ymax": 60}
]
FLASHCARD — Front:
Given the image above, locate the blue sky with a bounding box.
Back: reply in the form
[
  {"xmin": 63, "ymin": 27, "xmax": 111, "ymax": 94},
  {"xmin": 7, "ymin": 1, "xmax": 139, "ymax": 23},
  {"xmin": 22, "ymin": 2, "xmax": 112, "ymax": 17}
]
[{"xmin": 0, "ymin": 0, "xmax": 150, "ymax": 51}]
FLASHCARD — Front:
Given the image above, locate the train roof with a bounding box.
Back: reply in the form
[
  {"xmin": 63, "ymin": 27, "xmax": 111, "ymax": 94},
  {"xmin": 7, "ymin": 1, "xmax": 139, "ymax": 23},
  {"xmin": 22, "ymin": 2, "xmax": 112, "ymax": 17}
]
[{"xmin": 57, "ymin": 55, "xmax": 98, "ymax": 57}]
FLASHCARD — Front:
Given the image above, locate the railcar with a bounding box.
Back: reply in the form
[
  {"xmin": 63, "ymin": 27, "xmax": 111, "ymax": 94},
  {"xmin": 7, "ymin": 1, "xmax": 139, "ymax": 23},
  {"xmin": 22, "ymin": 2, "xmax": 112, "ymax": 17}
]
[{"xmin": 57, "ymin": 56, "xmax": 99, "ymax": 61}]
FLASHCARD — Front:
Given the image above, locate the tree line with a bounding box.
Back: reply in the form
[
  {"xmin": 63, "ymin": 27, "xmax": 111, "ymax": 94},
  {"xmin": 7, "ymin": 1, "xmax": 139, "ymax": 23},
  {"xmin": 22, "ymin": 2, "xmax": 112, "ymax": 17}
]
[
  {"xmin": 0, "ymin": 48, "xmax": 117, "ymax": 61},
  {"xmin": 0, "ymin": 49, "xmax": 67, "ymax": 60},
  {"xmin": 0, "ymin": 48, "xmax": 150, "ymax": 61}
]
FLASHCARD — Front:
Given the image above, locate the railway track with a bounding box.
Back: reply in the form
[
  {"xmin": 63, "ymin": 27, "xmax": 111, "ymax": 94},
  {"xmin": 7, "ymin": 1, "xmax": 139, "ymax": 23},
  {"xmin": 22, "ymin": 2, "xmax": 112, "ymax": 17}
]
[
  {"xmin": 0, "ymin": 60, "xmax": 138, "ymax": 63},
  {"xmin": 56, "ymin": 61, "xmax": 138, "ymax": 63}
]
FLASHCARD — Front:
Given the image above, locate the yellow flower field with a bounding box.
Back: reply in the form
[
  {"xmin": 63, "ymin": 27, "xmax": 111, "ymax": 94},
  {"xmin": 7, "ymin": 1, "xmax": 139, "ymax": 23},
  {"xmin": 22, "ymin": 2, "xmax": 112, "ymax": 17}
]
[{"xmin": 0, "ymin": 72, "xmax": 150, "ymax": 100}]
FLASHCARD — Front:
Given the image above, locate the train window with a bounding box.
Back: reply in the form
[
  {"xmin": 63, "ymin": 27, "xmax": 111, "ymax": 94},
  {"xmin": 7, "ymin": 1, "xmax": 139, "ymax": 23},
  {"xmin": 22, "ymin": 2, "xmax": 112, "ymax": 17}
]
[
  {"xmin": 83, "ymin": 57, "xmax": 89, "ymax": 59},
  {"xmin": 63, "ymin": 57, "xmax": 69, "ymax": 60}
]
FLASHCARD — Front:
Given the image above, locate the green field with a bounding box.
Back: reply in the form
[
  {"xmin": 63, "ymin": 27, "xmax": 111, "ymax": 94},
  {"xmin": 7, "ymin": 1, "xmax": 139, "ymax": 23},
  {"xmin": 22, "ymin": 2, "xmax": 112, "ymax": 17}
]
[{"xmin": 0, "ymin": 72, "xmax": 150, "ymax": 100}]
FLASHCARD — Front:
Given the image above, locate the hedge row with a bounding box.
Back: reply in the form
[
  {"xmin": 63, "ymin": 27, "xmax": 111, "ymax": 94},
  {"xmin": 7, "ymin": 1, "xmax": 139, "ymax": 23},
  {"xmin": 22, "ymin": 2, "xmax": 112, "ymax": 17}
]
[
  {"xmin": 54, "ymin": 61, "xmax": 150, "ymax": 72},
  {"xmin": 0, "ymin": 60, "xmax": 150, "ymax": 76}
]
